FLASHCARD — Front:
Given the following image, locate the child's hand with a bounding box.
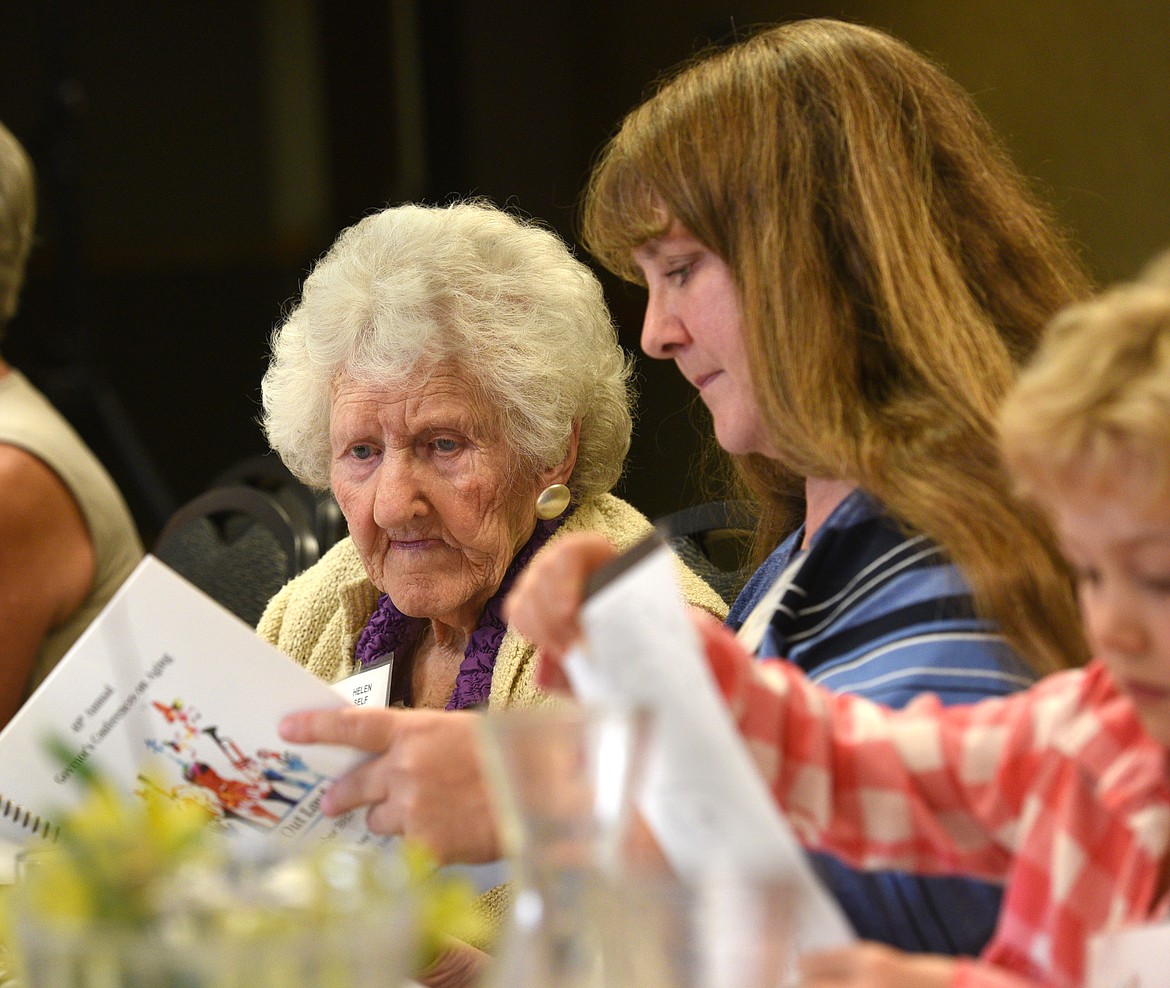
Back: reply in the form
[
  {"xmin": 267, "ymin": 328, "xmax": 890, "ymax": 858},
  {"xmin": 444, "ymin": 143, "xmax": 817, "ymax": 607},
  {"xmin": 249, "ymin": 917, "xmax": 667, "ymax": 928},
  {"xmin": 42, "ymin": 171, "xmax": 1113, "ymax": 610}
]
[{"xmin": 504, "ymin": 532, "xmax": 619, "ymax": 688}]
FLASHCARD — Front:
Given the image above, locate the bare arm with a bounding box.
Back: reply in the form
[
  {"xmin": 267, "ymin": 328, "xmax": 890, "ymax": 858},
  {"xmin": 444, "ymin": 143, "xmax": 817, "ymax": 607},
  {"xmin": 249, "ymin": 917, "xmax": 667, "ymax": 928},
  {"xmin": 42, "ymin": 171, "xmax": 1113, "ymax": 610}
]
[{"xmin": 0, "ymin": 444, "xmax": 94, "ymax": 727}]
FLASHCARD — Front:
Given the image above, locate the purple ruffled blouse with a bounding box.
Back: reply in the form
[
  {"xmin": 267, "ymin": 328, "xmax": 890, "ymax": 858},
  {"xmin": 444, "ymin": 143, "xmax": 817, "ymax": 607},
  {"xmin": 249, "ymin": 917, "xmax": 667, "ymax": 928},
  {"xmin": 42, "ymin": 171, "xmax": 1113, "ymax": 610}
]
[{"xmin": 352, "ymin": 512, "xmax": 569, "ymax": 710}]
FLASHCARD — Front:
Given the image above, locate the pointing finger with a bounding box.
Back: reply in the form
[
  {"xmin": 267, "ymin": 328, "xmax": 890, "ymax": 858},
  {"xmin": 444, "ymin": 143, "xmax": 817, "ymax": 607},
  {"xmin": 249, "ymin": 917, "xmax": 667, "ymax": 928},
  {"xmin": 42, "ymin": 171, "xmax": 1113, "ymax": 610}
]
[{"xmin": 279, "ymin": 706, "xmax": 401, "ymax": 751}]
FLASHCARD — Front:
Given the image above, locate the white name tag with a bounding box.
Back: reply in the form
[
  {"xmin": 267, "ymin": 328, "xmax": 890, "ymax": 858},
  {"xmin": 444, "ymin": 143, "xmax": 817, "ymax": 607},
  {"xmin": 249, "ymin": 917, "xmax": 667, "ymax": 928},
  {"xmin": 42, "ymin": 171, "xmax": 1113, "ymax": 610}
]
[
  {"xmin": 332, "ymin": 657, "xmax": 393, "ymax": 708},
  {"xmin": 1087, "ymin": 920, "xmax": 1170, "ymax": 988}
]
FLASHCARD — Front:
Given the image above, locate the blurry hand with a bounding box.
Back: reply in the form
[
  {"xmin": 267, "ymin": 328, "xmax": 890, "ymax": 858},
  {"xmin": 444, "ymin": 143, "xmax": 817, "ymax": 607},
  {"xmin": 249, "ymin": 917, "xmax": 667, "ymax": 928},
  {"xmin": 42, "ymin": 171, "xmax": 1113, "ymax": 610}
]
[
  {"xmin": 278, "ymin": 706, "xmax": 501, "ymax": 864},
  {"xmin": 503, "ymin": 532, "xmax": 619, "ymax": 689},
  {"xmin": 417, "ymin": 938, "xmax": 490, "ymax": 988},
  {"xmin": 799, "ymin": 943, "xmax": 956, "ymax": 988}
]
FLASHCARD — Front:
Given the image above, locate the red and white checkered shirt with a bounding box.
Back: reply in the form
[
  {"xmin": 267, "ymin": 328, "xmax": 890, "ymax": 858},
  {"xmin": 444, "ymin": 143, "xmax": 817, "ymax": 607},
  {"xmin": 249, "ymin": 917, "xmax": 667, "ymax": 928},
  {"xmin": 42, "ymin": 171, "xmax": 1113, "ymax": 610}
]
[{"xmin": 733, "ymin": 658, "xmax": 1170, "ymax": 987}]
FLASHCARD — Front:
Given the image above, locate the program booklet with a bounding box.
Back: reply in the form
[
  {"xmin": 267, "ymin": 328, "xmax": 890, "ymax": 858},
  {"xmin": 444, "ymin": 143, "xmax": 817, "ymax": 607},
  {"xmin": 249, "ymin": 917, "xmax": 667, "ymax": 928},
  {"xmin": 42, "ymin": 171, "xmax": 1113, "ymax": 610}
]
[
  {"xmin": 0, "ymin": 555, "xmax": 387, "ymax": 851},
  {"xmin": 564, "ymin": 531, "xmax": 856, "ymax": 959}
]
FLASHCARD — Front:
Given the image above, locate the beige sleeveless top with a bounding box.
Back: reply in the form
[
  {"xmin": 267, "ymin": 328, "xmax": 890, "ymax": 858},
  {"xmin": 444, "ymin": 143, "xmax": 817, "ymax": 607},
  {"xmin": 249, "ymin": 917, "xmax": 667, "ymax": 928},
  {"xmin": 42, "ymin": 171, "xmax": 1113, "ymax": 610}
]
[{"xmin": 0, "ymin": 369, "xmax": 144, "ymax": 695}]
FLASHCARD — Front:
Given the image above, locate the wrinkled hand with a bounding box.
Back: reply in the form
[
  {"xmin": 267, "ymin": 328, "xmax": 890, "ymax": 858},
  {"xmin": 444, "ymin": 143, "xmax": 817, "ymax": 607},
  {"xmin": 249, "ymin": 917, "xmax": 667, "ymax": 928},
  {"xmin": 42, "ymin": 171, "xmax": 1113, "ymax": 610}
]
[
  {"xmin": 503, "ymin": 532, "xmax": 619, "ymax": 690},
  {"xmin": 416, "ymin": 938, "xmax": 490, "ymax": 988},
  {"xmin": 799, "ymin": 943, "xmax": 956, "ymax": 988},
  {"xmin": 278, "ymin": 706, "xmax": 501, "ymax": 864}
]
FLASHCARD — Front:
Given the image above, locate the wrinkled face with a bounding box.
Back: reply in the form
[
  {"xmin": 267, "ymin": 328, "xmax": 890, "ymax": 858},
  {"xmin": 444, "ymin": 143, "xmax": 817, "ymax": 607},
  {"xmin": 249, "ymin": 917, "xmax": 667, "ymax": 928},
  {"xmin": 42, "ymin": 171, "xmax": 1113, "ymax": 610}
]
[
  {"xmin": 329, "ymin": 367, "xmax": 542, "ymax": 633},
  {"xmin": 631, "ymin": 222, "xmax": 776, "ymax": 458},
  {"xmin": 1050, "ymin": 475, "xmax": 1170, "ymax": 746}
]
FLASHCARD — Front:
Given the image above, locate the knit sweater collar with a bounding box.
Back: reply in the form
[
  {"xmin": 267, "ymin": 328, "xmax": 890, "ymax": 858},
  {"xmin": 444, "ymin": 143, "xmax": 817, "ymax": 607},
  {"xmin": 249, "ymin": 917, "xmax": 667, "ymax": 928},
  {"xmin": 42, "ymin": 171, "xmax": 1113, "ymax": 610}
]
[{"xmin": 352, "ymin": 512, "xmax": 568, "ymax": 709}]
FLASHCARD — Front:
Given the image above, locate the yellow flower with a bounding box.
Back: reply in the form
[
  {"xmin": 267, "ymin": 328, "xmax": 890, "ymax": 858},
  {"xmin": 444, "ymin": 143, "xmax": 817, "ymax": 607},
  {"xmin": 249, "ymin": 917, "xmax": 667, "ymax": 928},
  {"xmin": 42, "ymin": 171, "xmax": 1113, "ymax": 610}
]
[
  {"xmin": 19, "ymin": 774, "xmax": 218, "ymax": 927},
  {"xmin": 4, "ymin": 738, "xmax": 486, "ymax": 986},
  {"xmin": 397, "ymin": 842, "xmax": 488, "ymax": 967}
]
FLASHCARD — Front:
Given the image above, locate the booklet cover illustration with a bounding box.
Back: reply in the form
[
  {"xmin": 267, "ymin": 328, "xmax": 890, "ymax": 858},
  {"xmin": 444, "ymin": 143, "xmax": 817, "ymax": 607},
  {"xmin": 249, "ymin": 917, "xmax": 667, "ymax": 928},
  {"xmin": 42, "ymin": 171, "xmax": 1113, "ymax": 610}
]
[
  {"xmin": 138, "ymin": 696, "xmax": 330, "ymax": 834},
  {"xmin": 0, "ymin": 556, "xmax": 382, "ymax": 849}
]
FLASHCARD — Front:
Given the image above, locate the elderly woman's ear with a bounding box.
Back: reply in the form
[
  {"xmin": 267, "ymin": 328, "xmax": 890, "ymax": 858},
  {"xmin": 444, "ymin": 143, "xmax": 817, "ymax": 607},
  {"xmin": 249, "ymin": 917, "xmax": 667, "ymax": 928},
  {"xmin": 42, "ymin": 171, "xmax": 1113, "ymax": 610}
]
[
  {"xmin": 549, "ymin": 419, "xmax": 581, "ymax": 486},
  {"xmin": 552, "ymin": 416, "xmax": 580, "ymax": 482},
  {"xmin": 534, "ymin": 420, "xmax": 581, "ymax": 521}
]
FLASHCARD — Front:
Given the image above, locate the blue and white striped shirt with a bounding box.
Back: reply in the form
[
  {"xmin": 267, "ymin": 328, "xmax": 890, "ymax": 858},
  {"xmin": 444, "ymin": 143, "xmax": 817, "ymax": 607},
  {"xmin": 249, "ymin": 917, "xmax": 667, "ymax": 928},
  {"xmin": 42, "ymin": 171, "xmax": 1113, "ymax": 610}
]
[{"xmin": 727, "ymin": 489, "xmax": 1034, "ymax": 956}]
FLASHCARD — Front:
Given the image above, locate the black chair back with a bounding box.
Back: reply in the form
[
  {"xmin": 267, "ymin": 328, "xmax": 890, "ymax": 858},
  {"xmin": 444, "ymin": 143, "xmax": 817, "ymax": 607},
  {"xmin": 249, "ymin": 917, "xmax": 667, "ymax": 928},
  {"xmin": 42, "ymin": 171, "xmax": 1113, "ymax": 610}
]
[
  {"xmin": 153, "ymin": 483, "xmax": 319, "ymax": 627},
  {"xmin": 654, "ymin": 500, "xmax": 756, "ymax": 607},
  {"xmin": 214, "ymin": 454, "xmax": 347, "ymax": 555}
]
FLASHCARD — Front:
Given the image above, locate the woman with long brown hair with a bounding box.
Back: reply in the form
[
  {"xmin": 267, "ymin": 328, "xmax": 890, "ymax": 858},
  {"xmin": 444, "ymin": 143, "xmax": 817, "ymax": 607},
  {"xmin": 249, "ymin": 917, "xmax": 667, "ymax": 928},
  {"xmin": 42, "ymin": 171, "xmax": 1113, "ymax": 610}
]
[{"xmin": 510, "ymin": 16, "xmax": 1093, "ymax": 958}]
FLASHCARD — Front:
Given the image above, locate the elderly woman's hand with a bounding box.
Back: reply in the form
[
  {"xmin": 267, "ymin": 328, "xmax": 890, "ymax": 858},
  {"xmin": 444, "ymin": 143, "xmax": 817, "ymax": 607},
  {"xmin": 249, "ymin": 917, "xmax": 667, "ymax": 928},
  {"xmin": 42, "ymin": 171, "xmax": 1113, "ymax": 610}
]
[
  {"xmin": 416, "ymin": 938, "xmax": 491, "ymax": 988},
  {"xmin": 798, "ymin": 943, "xmax": 957, "ymax": 988},
  {"xmin": 278, "ymin": 707, "xmax": 501, "ymax": 865},
  {"xmin": 503, "ymin": 532, "xmax": 619, "ymax": 687}
]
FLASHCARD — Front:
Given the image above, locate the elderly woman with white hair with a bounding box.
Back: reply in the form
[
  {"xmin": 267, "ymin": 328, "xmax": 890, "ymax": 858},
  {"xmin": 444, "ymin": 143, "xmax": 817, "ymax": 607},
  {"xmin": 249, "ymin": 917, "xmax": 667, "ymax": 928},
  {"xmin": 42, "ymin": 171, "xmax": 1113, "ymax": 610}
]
[{"xmin": 259, "ymin": 200, "xmax": 725, "ymax": 868}]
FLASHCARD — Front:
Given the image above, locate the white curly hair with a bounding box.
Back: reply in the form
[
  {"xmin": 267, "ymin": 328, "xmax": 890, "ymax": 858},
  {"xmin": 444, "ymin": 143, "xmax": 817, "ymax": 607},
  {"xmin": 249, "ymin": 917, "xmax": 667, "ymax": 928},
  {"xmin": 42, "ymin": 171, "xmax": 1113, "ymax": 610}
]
[
  {"xmin": 0, "ymin": 121, "xmax": 36, "ymax": 337},
  {"xmin": 262, "ymin": 199, "xmax": 634, "ymax": 497}
]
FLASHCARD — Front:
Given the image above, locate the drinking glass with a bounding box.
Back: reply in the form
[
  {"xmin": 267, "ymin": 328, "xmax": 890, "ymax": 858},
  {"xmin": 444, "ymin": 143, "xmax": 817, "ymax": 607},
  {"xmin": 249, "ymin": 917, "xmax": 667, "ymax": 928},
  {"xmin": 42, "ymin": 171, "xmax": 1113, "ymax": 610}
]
[
  {"xmin": 477, "ymin": 702, "xmax": 651, "ymax": 988},
  {"xmin": 595, "ymin": 868, "xmax": 798, "ymax": 988}
]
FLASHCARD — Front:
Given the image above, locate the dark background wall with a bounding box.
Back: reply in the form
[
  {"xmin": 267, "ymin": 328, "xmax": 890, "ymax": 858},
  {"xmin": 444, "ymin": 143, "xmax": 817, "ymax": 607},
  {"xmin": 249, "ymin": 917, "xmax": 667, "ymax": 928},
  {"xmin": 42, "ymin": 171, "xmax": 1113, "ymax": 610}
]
[{"xmin": 1, "ymin": 1, "xmax": 1167, "ymax": 544}]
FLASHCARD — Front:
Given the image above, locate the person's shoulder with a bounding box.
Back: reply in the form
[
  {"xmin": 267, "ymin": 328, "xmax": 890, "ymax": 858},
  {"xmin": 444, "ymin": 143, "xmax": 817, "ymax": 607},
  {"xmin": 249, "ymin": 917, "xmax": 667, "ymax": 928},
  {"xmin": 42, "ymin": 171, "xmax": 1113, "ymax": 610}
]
[
  {"xmin": 1035, "ymin": 662, "xmax": 1167, "ymax": 803},
  {"xmin": 0, "ymin": 442, "xmax": 88, "ymax": 542},
  {"xmin": 727, "ymin": 533, "xmax": 802, "ymax": 628},
  {"xmin": 1046, "ymin": 660, "xmax": 1129, "ymax": 723},
  {"xmin": 568, "ymin": 494, "xmax": 728, "ymax": 619},
  {"xmin": 0, "ymin": 442, "xmax": 94, "ymax": 621},
  {"xmin": 562, "ymin": 492, "xmax": 652, "ymax": 549},
  {"xmin": 256, "ymin": 536, "xmax": 378, "ymax": 662},
  {"xmin": 264, "ymin": 537, "xmax": 370, "ymax": 613}
]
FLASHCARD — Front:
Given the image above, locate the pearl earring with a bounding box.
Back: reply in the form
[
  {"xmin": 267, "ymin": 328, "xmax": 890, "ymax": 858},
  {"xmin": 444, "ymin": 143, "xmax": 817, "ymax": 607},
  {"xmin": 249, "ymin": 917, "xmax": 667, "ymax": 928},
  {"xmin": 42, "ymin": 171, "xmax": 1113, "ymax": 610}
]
[{"xmin": 535, "ymin": 484, "xmax": 571, "ymax": 520}]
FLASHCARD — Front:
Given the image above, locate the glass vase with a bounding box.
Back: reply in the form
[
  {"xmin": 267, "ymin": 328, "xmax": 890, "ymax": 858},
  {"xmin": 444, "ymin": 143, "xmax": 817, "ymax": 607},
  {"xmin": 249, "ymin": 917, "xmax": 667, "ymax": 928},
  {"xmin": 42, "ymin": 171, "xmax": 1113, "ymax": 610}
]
[{"xmin": 8, "ymin": 844, "xmax": 418, "ymax": 988}]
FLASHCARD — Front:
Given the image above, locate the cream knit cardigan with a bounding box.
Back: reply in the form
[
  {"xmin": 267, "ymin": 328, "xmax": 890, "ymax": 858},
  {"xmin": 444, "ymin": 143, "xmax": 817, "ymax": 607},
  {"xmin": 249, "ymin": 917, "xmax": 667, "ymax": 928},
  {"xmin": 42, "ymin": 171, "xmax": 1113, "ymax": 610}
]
[
  {"xmin": 256, "ymin": 492, "xmax": 729, "ymax": 703},
  {"xmin": 256, "ymin": 492, "xmax": 729, "ymax": 952}
]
